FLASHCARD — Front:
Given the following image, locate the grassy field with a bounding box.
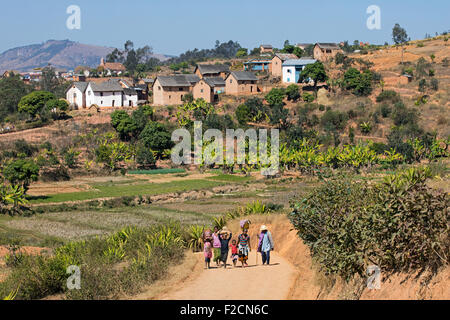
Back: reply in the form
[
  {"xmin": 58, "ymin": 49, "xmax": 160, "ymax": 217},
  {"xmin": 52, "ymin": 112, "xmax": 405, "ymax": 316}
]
[{"xmin": 28, "ymin": 178, "xmax": 227, "ymax": 204}]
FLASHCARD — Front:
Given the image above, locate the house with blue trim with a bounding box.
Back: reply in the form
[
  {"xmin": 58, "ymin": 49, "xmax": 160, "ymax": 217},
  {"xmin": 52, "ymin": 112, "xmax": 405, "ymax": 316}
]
[
  {"xmin": 282, "ymin": 58, "xmax": 316, "ymax": 83},
  {"xmin": 243, "ymin": 59, "xmax": 271, "ymax": 72}
]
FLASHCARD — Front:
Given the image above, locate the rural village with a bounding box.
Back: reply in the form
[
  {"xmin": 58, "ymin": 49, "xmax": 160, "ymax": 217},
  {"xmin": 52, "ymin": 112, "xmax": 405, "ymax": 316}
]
[{"xmin": 0, "ymin": 16, "xmax": 448, "ymax": 304}]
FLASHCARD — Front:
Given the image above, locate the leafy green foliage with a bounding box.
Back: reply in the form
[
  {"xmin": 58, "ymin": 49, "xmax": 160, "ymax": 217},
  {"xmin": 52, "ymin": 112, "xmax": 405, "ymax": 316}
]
[
  {"xmin": 18, "ymin": 91, "xmax": 55, "ymax": 119},
  {"xmin": 342, "ymin": 68, "xmax": 374, "ymax": 96},
  {"xmin": 139, "ymin": 122, "xmax": 173, "ymax": 158},
  {"xmin": 265, "ymin": 88, "xmax": 285, "ymax": 106},
  {"xmin": 3, "ymin": 159, "xmax": 39, "ymax": 192},
  {"xmin": 290, "ymin": 168, "xmax": 449, "ymax": 280},
  {"xmin": 298, "ymin": 61, "xmax": 328, "ymax": 92},
  {"xmin": 285, "ymin": 84, "xmax": 300, "ymax": 101},
  {"xmin": 110, "ymin": 110, "xmax": 137, "ymax": 141}
]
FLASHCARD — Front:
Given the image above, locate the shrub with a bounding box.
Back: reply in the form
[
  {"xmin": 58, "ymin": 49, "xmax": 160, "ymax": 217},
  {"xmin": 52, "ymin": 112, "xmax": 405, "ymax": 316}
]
[
  {"xmin": 302, "ymin": 92, "xmax": 315, "ymax": 102},
  {"xmin": 265, "ymin": 88, "xmax": 285, "ymax": 106},
  {"xmin": 430, "ymin": 78, "xmax": 439, "ymax": 91},
  {"xmin": 379, "ymin": 103, "xmax": 392, "ymax": 118},
  {"xmin": 136, "ymin": 145, "xmax": 156, "ymax": 169},
  {"xmin": 376, "ymin": 90, "xmax": 401, "ymax": 103},
  {"xmin": 285, "ymin": 84, "xmax": 300, "ymax": 101},
  {"xmin": 418, "ymin": 79, "xmax": 427, "ymax": 92},
  {"xmin": 138, "ymin": 122, "xmax": 173, "ymax": 158},
  {"xmin": 290, "ymin": 169, "xmax": 449, "ymax": 280}
]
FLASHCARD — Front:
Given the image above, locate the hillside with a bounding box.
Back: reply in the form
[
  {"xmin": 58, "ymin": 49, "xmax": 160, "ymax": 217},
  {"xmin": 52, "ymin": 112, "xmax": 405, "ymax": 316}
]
[{"xmin": 0, "ymin": 40, "xmax": 170, "ymax": 72}]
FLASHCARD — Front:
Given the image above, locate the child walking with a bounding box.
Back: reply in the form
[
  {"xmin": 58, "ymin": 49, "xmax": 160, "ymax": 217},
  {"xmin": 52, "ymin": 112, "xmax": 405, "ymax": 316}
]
[
  {"xmin": 230, "ymin": 239, "xmax": 238, "ymax": 267},
  {"xmin": 203, "ymin": 239, "xmax": 212, "ymax": 269}
]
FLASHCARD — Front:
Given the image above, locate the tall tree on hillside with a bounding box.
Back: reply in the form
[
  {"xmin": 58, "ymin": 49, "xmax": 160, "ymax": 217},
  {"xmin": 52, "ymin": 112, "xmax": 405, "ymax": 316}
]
[
  {"xmin": 298, "ymin": 61, "xmax": 328, "ymax": 95},
  {"xmin": 392, "ymin": 23, "xmax": 408, "ymax": 64},
  {"xmin": 0, "ymin": 75, "xmax": 32, "ymax": 121}
]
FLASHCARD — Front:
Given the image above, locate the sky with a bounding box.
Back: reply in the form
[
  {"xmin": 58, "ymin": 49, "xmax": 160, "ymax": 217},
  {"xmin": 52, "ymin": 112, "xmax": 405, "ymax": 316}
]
[{"xmin": 0, "ymin": 0, "xmax": 448, "ymax": 55}]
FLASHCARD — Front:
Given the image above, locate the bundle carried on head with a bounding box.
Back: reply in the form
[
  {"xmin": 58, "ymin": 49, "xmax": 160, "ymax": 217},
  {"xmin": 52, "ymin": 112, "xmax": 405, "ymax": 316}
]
[
  {"xmin": 202, "ymin": 228, "xmax": 213, "ymax": 242},
  {"xmin": 240, "ymin": 219, "xmax": 251, "ymax": 231}
]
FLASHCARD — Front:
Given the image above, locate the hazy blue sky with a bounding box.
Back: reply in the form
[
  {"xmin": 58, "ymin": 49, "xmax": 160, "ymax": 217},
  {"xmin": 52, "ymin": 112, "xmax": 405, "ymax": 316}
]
[{"xmin": 0, "ymin": 0, "xmax": 448, "ymax": 55}]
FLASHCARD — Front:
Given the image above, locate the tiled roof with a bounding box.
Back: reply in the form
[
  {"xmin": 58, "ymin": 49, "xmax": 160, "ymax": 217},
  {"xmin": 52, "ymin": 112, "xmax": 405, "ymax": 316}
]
[
  {"xmin": 229, "ymin": 71, "xmax": 258, "ymax": 81},
  {"xmin": 90, "ymin": 80, "xmax": 124, "ymax": 92},
  {"xmin": 274, "ymin": 53, "xmax": 298, "ymax": 61},
  {"xmin": 204, "ymin": 76, "xmax": 225, "ymax": 87},
  {"xmin": 123, "ymin": 88, "xmax": 137, "ymax": 95},
  {"xmin": 156, "ymin": 74, "xmax": 200, "ymax": 87},
  {"xmin": 316, "ymin": 43, "xmax": 340, "ymax": 50},
  {"xmin": 196, "ymin": 64, "xmax": 230, "ymax": 75},
  {"xmin": 102, "ymin": 62, "xmax": 126, "ymax": 71},
  {"xmin": 73, "ymin": 81, "xmax": 88, "ymax": 92}
]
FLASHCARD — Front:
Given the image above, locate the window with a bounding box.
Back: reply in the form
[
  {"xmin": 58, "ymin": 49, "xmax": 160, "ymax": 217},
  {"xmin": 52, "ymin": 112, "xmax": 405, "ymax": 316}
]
[
  {"xmin": 101, "ymin": 100, "xmax": 103, "ymax": 105},
  {"xmin": 200, "ymin": 89, "xmax": 203, "ymax": 93},
  {"xmin": 100, "ymin": 92, "xmax": 103, "ymax": 96},
  {"xmin": 326, "ymin": 49, "xmax": 332, "ymax": 53},
  {"xmin": 230, "ymin": 79, "xmax": 232, "ymax": 83},
  {"xmin": 179, "ymin": 87, "xmax": 183, "ymax": 91},
  {"xmin": 158, "ymin": 86, "xmax": 161, "ymax": 90}
]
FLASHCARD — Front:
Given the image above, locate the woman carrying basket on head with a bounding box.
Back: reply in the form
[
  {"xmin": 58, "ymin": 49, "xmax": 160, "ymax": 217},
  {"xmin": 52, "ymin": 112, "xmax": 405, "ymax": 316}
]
[{"xmin": 237, "ymin": 220, "xmax": 251, "ymax": 267}]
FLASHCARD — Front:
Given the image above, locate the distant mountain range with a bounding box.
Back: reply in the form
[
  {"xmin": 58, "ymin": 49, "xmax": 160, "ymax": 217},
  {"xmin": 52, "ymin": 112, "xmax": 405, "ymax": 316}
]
[{"xmin": 0, "ymin": 40, "xmax": 172, "ymax": 73}]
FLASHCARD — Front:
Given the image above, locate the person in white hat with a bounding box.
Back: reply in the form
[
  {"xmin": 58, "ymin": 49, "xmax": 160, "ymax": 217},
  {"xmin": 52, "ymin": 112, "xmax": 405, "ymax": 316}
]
[{"xmin": 257, "ymin": 225, "xmax": 274, "ymax": 265}]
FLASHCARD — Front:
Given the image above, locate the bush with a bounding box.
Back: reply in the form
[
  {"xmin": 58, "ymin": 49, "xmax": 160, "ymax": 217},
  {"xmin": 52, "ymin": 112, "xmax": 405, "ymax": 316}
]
[
  {"xmin": 302, "ymin": 92, "xmax": 315, "ymax": 102},
  {"xmin": 14, "ymin": 139, "xmax": 37, "ymax": 157},
  {"xmin": 376, "ymin": 90, "xmax": 401, "ymax": 103},
  {"xmin": 290, "ymin": 169, "xmax": 449, "ymax": 280},
  {"xmin": 430, "ymin": 78, "xmax": 439, "ymax": 91},
  {"xmin": 138, "ymin": 122, "xmax": 173, "ymax": 158},
  {"xmin": 285, "ymin": 84, "xmax": 300, "ymax": 101},
  {"xmin": 136, "ymin": 145, "xmax": 156, "ymax": 169},
  {"xmin": 379, "ymin": 103, "xmax": 392, "ymax": 118},
  {"xmin": 265, "ymin": 88, "xmax": 285, "ymax": 106}
]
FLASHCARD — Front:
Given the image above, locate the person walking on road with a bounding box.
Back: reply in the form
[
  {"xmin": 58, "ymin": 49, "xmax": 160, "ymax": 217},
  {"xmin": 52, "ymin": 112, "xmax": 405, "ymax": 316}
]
[
  {"xmin": 212, "ymin": 226, "xmax": 222, "ymax": 266},
  {"xmin": 219, "ymin": 227, "xmax": 232, "ymax": 268},
  {"xmin": 237, "ymin": 228, "xmax": 251, "ymax": 268},
  {"xmin": 257, "ymin": 225, "xmax": 274, "ymax": 265}
]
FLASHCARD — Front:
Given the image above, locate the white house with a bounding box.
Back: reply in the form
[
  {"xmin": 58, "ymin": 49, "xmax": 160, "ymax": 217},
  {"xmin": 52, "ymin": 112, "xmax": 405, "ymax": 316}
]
[
  {"xmin": 123, "ymin": 88, "xmax": 138, "ymax": 107},
  {"xmin": 67, "ymin": 79, "xmax": 138, "ymax": 108},
  {"xmin": 66, "ymin": 82, "xmax": 88, "ymax": 109},
  {"xmin": 282, "ymin": 58, "xmax": 316, "ymax": 84}
]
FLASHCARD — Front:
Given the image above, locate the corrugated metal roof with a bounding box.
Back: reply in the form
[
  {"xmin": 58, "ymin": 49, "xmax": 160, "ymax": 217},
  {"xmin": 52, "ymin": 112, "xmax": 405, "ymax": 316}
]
[{"xmin": 282, "ymin": 59, "xmax": 317, "ymax": 66}]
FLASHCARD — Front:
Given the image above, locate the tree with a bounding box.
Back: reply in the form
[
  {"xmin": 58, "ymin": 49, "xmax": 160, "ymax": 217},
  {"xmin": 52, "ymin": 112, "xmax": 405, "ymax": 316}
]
[
  {"xmin": 3, "ymin": 159, "xmax": 39, "ymax": 192},
  {"xmin": 110, "ymin": 110, "xmax": 137, "ymax": 141},
  {"xmin": 265, "ymin": 88, "xmax": 285, "ymax": 106},
  {"xmin": 320, "ymin": 110, "xmax": 348, "ymax": 146},
  {"xmin": 136, "ymin": 145, "xmax": 156, "ymax": 169},
  {"xmin": 292, "ymin": 47, "xmax": 304, "ymax": 58},
  {"xmin": 236, "ymin": 48, "xmax": 248, "ymax": 58},
  {"xmin": 235, "ymin": 104, "xmax": 251, "ymax": 125},
  {"xmin": 131, "ymin": 105, "xmax": 154, "ymax": 132},
  {"xmin": 392, "ymin": 24, "xmax": 408, "ymax": 64},
  {"xmin": 138, "ymin": 122, "xmax": 173, "ymax": 158},
  {"xmin": 0, "ymin": 75, "xmax": 31, "ymax": 121},
  {"xmin": 342, "ymin": 68, "xmax": 374, "ymax": 96},
  {"xmin": 298, "ymin": 61, "xmax": 328, "ymax": 95},
  {"xmin": 269, "ymin": 104, "xmax": 289, "ymax": 129},
  {"xmin": 18, "ymin": 91, "xmax": 55, "ymax": 119},
  {"xmin": 285, "ymin": 84, "xmax": 300, "ymax": 101}
]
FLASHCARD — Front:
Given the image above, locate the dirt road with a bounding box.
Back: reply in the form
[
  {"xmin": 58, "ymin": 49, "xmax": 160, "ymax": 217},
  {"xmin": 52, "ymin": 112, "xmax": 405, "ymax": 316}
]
[{"xmin": 158, "ymin": 251, "xmax": 297, "ymax": 300}]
